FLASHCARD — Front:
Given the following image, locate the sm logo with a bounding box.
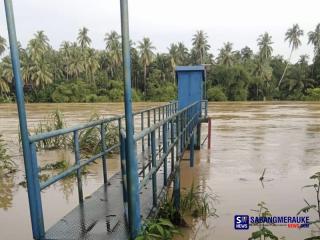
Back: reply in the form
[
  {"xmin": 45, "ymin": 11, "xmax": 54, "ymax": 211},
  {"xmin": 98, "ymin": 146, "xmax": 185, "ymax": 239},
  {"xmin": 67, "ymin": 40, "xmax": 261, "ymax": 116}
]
[{"xmin": 234, "ymin": 215, "xmax": 249, "ymax": 230}]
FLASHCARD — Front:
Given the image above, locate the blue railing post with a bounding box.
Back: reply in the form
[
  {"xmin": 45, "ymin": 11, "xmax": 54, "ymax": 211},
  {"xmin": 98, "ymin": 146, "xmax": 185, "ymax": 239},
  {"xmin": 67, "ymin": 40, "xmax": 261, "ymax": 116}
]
[
  {"xmin": 163, "ymin": 122, "xmax": 168, "ymax": 186},
  {"xmin": 30, "ymin": 144, "xmax": 45, "ymax": 239},
  {"xmin": 151, "ymin": 131, "xmax": 157, "ymax": 206},
  {"xmin": 173, "ymin": 116, "xmax": 181, "ymax": 210},
  {"xmin": 120, "ymin": 0, "xmax": 141, "ymax": 238},
  {"xmin": 190, "ymin": 133, "xmax": 195, "ymax": 167},
  {"xmin": 120, "ymin": 132, "xmax": 128, "ymax": 206},
  {"xmin": 73, "ymin": 130, "xmax": 83, "ymax": 203},
  {"xmin": 100, "ymin": 124, "xmax": 108, "ymax": 184},
  {"xmin": 147, "ymin": 110, "xmax": 151, "ymax": 148},
  {"xmin": 4, "ymin": 1, "xmax": 45, "ymax": 239},
  {"xmin": 170, "ymin": 119, "xmax": 175, "ymax": 174}
]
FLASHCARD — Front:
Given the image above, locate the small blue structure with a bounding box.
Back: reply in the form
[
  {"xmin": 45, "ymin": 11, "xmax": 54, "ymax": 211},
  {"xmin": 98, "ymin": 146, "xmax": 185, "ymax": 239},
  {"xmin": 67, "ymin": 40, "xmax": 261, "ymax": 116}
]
[
  {"xmin": 176, "ymin": 66, "xmax": 206, "ymax": 110},
  {"xmin": 176, "ymin": 66, "xmax": 206, "ymax": 149}
]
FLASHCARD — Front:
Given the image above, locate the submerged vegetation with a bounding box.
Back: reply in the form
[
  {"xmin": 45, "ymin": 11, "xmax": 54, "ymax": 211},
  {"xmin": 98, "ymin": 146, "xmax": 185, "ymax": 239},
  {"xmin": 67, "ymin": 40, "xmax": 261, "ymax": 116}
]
[
  {"xmin": 136, "ymin": 183, "xmax": 217, "ymax": 239},
  {"xmin": 32, "ymin": 110, "xmax": 119, "ymax": 156},
  {"xmin": 1, "ymin": 24, "xmax": 320, "ymax": 102},
  {"xmin": 34, "ymin": 110, "xmax": 67, "ymax": 150}
]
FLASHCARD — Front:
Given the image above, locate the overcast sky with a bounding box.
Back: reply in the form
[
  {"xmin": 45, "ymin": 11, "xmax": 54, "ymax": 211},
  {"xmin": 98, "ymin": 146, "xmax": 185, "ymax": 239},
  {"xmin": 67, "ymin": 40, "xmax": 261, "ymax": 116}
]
[{"xmin": 0, "ymin": 0, "xmax": 319, "ymax": 62}]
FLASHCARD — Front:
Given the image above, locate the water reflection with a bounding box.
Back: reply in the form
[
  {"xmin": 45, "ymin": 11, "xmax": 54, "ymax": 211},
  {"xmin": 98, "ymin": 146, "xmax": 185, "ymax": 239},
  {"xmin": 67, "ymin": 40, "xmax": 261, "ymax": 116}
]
[{"xmin": 0, "ymin": 173, "xmax": 17, "ymax": 210}]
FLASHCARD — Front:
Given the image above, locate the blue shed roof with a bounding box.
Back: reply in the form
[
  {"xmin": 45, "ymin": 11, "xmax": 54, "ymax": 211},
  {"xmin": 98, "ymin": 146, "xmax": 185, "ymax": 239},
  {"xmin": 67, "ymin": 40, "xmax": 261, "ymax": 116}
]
[{"xmin": 175, "ymin": 65, "xmax": 205, "ymax": 72}]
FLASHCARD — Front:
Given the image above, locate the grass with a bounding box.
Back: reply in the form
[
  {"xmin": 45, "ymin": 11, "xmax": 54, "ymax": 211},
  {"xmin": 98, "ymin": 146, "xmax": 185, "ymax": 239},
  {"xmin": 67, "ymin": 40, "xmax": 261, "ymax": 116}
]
[
  {"xmin": 78, "ymin": 113, "xmax": 119, "ymax": 157},
  {"xmin": 33, "ymin": 110, "xmax": 68, "ymax": 150},
  {"xmin": 137, "ymin": 182, "xmax": 218, "ymax": 240}
]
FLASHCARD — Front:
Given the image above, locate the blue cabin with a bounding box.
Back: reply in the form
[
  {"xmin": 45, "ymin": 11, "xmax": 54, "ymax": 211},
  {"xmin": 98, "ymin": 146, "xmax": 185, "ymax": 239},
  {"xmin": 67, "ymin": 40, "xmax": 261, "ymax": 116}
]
[{"xmin": 176, "ymin": 66, "xmax": 206, "ymax": 110}]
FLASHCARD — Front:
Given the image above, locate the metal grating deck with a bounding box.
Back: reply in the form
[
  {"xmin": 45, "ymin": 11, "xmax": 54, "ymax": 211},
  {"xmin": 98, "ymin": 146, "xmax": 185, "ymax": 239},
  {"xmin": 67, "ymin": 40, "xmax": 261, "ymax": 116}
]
[{"xmin": 45, "ymin": 166, "xmax": 166, "ymax": 240}]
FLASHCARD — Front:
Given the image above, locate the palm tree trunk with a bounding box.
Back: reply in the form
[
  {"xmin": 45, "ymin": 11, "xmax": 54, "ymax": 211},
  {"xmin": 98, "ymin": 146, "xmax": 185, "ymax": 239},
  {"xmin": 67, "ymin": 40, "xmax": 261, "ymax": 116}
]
[
  {"xmin": 278, "ymin": 48, "xmax": 293, "ymax": 87},
  {"xmin": 143, "ymin": 64, "xmax": 147, "ymax": 96}
]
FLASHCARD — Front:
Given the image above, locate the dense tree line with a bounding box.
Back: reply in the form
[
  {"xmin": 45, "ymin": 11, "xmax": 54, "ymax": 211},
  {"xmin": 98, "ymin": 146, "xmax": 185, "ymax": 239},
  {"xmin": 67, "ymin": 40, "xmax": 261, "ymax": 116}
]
[{"xmin": 0, "ymin": 24, "xmax": 320, "ymax": 103}]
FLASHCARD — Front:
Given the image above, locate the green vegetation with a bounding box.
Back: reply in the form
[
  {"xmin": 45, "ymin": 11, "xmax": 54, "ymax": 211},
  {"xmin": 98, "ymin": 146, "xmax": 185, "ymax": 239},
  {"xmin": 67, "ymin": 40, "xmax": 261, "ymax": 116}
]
[
  {"xmin": 34, "ymin": 110, "xmax": 67, "ymax": 150},
  {"xmin": 249, "ymin": 202, "xmax": 279, "ymax": 240},
  {"xmin": 78, "ymin": 113, "xmax": 119, "ymax": 157},
  {"xmin": 1, "ymin": 24, "xmax": 320, "ymax": 102},
  {"xmin": 0, "ymin": 134, "xmax": 16, "ymax": 174},
  {"xmin": 135, "ymin": 218, "xmax": 181, "ymax": 240},
  {"xmin": 298, "ymin": 172, "xmax": 320, "ymax": 228},
  {"xmin": 32, "ymin": 110, "xmax": 119, "ymax": 156},
  {"xmin": 137, "ymin": 183, "xmax": 217, "ymax": 239}
]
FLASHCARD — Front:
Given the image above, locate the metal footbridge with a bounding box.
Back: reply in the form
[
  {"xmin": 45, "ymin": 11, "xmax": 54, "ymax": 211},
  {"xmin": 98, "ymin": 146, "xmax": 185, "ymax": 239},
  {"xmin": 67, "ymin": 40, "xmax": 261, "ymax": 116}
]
[{"xmin": 3, "ymin": 0, "xmax": 211, "ymax": 239}]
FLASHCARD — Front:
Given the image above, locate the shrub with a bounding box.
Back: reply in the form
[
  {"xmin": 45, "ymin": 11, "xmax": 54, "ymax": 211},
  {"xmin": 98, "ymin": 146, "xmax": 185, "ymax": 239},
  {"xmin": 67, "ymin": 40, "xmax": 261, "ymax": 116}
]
[
  {"xmin": 306, "ymin": 88, "xmax": 320, "ymax": 101},
  {"xmin": 207, "ymin": 87, "xmax": 227, "ymax": 101},
  {"xmin": 52, "ymin": 80, "xmax": 96, "ymax": 103}
]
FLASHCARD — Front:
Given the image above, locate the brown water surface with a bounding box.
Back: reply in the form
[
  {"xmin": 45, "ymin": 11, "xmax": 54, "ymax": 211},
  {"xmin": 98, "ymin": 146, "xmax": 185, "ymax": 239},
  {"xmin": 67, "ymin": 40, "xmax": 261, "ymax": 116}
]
[{"xmin": 0, "ymin": 102, "xmax": 320, "ymax": 240}]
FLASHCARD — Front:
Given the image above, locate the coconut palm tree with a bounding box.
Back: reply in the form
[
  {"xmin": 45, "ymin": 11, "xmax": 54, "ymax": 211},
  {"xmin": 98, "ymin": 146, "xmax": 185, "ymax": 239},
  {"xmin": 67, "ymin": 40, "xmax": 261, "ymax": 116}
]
[
  {"xmin": 60, "ymin": 41, "xmax": 71, "ymax": 81},
  {"xmin": 278, "ymin": 24, "xmax": 304, "ymax": 87},
  {"xmin": 138, "ymin": 37, "xmax": 155, "ymax": 95},
  {"xmin": 30, "ymin": 61, "xmax": 53, "ymax": 89},
  {"xmin": 86, "ymin": 48, "xmax": 100, "ymax": 85},
  {"xmin": 77, "ymin": 27, "xmax": 91, "ymax": 49},
  {"xmin": 1, "ymin": 56, "xmax": 13, "ymax": 84},
  {"xmin": 308, "ymin": 24, "xmax": 320, "ymax": 56},
  {"xmin": 191, "ymin": 30, "xmax": 210, "ymax": 64},
  {"xmin": 217, "ymin": 42, "xmax": 235, "ymax": 67},
  {"xmin": 0, "ymin": 36, "xmax": 7, "ymax": 57},
  {"xmin": 104, "ymin": 31, "xmax": 122, "ymax": 78},
  {"xmin": 282, "ymin": 55, "xmax": 314, "ymax": 94},
  {"xmin": 257, "ymin": 32, "xmax": 273, "ymax": 62},
  {"xmin": 176, "ymin": 42, "xmax": 189, "ymax": 64},
  {"xmin": 68, "ymin": 43, "xmax": 85, "ymax": 79},
  {"xmin": 168, "ymin": 43, "xmax": 179, "ymax": 81}
]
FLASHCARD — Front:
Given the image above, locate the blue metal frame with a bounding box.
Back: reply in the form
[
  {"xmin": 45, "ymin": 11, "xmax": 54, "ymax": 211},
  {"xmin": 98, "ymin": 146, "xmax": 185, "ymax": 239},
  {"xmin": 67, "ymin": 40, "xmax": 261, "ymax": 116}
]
[{"xmin": 4, "ymin": 0, "xmax": 209, "ymax": 238}]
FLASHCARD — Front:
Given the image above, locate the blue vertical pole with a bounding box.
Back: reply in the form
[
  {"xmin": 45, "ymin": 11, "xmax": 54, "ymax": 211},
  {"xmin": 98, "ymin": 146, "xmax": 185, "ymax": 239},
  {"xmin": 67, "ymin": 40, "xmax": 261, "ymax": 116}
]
[
  {"xmin": 173, "ymin": 116, "xmax": 180, "ymax": 210},
  {"xmin": 170, "ymin": 119, "xmax": 175, "ymax": 174},
  {"xmin": 190, "ymin": 133, "xmax": 195, "ymax": 167},
  {"xmin": 120, "ymin": 0, "xmax": 141, "ymax": 238},
  {"xmin": 151, "ymin": 131, "xmax": 157, "ymax": 206},
  {"xmin": 163, "ymin": 122, "xmax": 168, "ymax": 186},
  {"xmin": 101, "ymin": 124, "xmax": 108, "ymax": 184},
  {"xmin": 4, "ymin": 1, "xmax": 44, "ymax": 239},
  {"xmin": 74, "ymin": 130, "xmax": 83, "ymax": 202}
]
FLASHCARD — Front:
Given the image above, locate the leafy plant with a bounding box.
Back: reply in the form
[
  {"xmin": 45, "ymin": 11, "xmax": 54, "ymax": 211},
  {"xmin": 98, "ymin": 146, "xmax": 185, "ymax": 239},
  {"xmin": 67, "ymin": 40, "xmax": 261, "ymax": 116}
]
[
  {"xmin": 298, "ymin": 172, "xmax": 320, "ymax": 239},
  {"xmin": 135, "ymin": 218, "xmax": 181, "ymax": 240},
  {"xmin": 249, "ymin": 202, "xmax": 279, "ymax": 240},
  {"xmin": 33, "ymin": 110, "xmax": 68, "ymax": 150}
]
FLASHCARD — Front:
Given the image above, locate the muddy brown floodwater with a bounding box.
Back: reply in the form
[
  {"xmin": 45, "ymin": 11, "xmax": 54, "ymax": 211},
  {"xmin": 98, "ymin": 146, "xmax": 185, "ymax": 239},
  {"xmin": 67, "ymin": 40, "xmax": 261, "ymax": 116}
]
[{"xmin": 0, "ymin": 102, "xmax": 320, "ymax": 240}]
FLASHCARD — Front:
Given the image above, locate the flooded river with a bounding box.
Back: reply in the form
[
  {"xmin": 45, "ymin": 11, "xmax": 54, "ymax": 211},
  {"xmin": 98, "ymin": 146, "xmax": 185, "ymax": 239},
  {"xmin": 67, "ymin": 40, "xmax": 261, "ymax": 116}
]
[{"xmin": 0, "ymin": 102, "xmax": 320, "ymax": 239}]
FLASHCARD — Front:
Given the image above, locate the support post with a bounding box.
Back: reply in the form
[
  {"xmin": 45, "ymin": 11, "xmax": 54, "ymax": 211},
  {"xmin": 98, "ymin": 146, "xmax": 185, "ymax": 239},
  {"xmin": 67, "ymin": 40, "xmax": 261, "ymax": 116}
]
[
  {"xmin": 120, "ymin": 0, "xmax": 141, "ymax": 238},
  {"xmin": 190, "ymin": 132, "xmax": 195, "ymax": 167},
  {"xmin": 4, "ymin": 1, "xmax": 44, "ymax": 239},
  {"xmin": 163, "ymin": 122, "xmax": 168, "ymax": 186},
  {"xmin": 100, "ymin": 124, "xmax": 108, "ymax": 184},
  {"xmin": 173, "ymin": 116, "xmax": 180, "ymax": 210},
  {"xmin": 151, "ymin": 131, "xmax": 157, "ymax": 206},
  {"xmin": 74, "ymin": 130, "xmax": 83, "ymax": 203}
]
